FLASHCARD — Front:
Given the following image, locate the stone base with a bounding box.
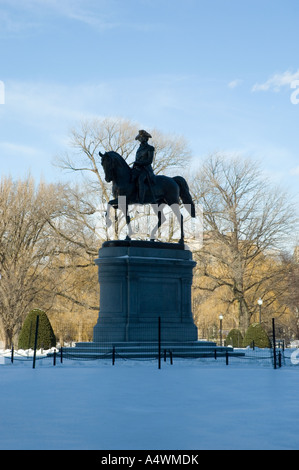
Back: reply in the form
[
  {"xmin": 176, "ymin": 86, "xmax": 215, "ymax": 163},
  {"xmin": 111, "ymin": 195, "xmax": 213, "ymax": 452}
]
[{"xmin": 93, "ymin": 240, "xmax": 198, "ymax": 343}]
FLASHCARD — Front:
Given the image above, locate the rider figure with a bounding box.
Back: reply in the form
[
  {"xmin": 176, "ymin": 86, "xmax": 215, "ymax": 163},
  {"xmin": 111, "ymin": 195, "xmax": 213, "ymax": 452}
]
[{"xmin": 132, "ymin": 130, "xmax": 155, "ymax": 204}]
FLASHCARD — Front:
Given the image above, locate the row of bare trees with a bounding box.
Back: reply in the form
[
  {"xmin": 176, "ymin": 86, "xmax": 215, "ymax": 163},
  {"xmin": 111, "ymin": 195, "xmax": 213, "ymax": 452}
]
[
  {"xmin": 0, "ymin": 117, "xmax": 298, "ymax": 347},
  {"xmin": 192, "ymin": 156, "xmax": 297, "ymax": 336},
  {"xmin": 0, "ymin": 176, "xmax": 100, "ymax": 347}
]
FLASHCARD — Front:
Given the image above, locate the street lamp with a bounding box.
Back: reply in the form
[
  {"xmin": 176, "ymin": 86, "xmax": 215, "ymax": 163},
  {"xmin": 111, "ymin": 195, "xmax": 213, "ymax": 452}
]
[
  {"xmin": 219, "ymin": 315, "xmax": 223, "ymax": 346},
  {"xmin": 257, "ymin": 298, "xmax": 263, "ymax": 324}
]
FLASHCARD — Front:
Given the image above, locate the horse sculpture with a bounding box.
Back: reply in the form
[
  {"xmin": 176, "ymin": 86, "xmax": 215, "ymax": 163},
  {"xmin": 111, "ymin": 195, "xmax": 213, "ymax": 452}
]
[{"xmin": 100, "ymin": 150, "xmax": 195, "ymax": 244}]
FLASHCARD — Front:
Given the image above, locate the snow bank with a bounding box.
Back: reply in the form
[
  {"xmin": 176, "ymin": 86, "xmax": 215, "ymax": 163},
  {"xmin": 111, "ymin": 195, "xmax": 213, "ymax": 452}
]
[{"xmin": 0, "ymin": 350, "xmax": 299, "ymax": 450}]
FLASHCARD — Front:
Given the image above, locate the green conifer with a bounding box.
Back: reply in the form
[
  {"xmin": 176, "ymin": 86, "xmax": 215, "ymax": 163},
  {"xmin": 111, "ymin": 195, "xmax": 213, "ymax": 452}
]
[
  {"xmin": 243, "ymin": 323, "xmax": 271, "ymax": 349},
  {"xmin": 225, "ymin": 329, "xmax": 243, "ymax": 348},
  {"xmin": 18, "ymin": 309, "xmax": 56, "ymax": 349}
]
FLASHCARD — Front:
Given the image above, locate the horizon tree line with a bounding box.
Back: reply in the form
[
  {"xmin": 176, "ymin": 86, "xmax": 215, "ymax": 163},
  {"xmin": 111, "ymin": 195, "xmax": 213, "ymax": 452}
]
[{"xmin": 0, "ymin": 117, "xmax": 298, "ymax": 347}]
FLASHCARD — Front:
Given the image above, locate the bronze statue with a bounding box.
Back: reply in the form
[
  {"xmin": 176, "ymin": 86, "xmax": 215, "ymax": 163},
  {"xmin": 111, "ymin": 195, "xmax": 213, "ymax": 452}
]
[
  {"xmin": 132, "ymin": 130, "xmax": 155, "ymax": 203},
  {"xmin": 99, "ymin": 130, "xmax": 195, "ymax": 243}
]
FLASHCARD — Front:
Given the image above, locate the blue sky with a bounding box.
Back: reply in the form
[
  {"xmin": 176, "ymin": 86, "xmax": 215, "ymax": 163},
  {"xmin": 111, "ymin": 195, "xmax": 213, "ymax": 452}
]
[{"xmin": 0, "ymin": 0, "xmax": 299, "ymax": 210}]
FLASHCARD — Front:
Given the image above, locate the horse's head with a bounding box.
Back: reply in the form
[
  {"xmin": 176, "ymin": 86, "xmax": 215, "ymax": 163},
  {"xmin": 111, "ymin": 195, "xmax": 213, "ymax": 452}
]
[
  {"xmin": 99, "ymin": 150, "xmax": 131, "ymax": 183},
  {"xmin": 99, "ymin": 151, "xmax": 114, "ymax": 182}
]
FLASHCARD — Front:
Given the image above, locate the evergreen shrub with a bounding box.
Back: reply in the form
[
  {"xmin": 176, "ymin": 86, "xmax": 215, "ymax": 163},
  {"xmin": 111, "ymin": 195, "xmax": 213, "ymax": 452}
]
[
  {"xmin": 18, "ymin": 309, "xmax": 56, "ymax": 349},
  {"xmin": 225, "ymin": 329, "xmax": 243, "ymax": 348},
  {"xmin": 243, "ymin": 323, "xmax": 271, "ymax": 348}
]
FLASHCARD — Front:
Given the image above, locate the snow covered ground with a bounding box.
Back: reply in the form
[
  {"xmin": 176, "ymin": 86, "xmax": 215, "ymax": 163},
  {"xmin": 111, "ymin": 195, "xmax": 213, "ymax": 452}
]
[{"xmin": 0, "ymin": 348, "xmax": 299, "ymax": 450}]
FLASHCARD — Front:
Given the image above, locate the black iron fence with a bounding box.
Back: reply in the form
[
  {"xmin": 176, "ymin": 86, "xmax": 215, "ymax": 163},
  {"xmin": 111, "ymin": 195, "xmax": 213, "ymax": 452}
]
[
  {"xmin": 0, "ymin": 340, "xmax": 295, "ymax": 370},
  {"xmin": 1, "ymin": 317, "xmax": 298, "ymax": 370}
]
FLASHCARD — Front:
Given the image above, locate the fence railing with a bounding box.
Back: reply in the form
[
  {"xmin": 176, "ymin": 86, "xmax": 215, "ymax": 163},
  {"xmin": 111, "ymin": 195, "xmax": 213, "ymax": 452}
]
[
  {"xmin": 0, "ymin": 343, "xmax": 293, "ymax": 369},
  {"xmin": 0, "ymin": 317, "xmax": 297, "ymax": 370}
]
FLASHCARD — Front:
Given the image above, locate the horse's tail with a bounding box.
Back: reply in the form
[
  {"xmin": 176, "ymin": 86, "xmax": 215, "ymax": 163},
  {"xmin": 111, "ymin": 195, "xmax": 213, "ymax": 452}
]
[{"xmin": 173, "ymin": 176, "xmax": 196, "ymax": 217}]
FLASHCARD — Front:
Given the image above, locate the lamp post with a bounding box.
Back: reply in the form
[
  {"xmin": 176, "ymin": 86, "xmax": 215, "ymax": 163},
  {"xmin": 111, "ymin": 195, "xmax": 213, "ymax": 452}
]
[
  {"xmin": 219, "ymin": 315, "xmax": 223, "ymax": 346},
  {"xmin": 257, "ymin": 298, "xmax": 263, "ymax": 324}
]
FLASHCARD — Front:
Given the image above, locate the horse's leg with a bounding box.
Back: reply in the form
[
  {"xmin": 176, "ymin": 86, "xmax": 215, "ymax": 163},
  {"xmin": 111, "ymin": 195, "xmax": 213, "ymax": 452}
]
[
  {"xmin": 105, "ymin": 198, "xmax": 119, "ymax": 237},
  {"xmin": 171, "ymin": 202, "xmax": 184, "ymax": 245},
  {"xmin": 158, "ymin": 210, "xmax": 162, "ymax": 239},
  {"xmin": 118, "ymin": 196, "xmax": 133, "ymax": 240},
  {"xmin": 105, "ymin": 200, "xmax": 116, "ymax": 228},
  {"xmin": 125, "ymin": 203, "xmax": 133, "ymax": 240},
  {"xmin": 150, "ymin": 203, "xmax": 166, "ymax": 241}
]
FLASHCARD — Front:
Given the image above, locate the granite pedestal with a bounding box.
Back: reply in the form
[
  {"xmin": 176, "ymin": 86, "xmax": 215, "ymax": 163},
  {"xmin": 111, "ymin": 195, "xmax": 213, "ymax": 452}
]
[{"xmin": 93, "ymin": 240, "xmax": 198, "ymax": 343}]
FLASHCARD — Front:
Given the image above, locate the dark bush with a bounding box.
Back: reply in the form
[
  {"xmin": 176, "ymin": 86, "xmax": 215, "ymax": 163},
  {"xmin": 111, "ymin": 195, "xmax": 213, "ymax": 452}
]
[
  {"xmin": 18, "ymin": 309, "xmax": 56, "ymax": 349},
  {"xmin": 243, "ymin": 323, "xmax": 271, "ymax": 348},
  {"xmin": 225, "ymin": 329, "xmax": 243, "ymax": 348}
]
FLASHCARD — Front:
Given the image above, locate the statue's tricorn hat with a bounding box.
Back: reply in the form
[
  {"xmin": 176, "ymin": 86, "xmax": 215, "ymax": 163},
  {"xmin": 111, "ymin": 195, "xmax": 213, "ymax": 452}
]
[{"xmin": 135, "ymin": 130, "xmax": 152, "ymax": 140}]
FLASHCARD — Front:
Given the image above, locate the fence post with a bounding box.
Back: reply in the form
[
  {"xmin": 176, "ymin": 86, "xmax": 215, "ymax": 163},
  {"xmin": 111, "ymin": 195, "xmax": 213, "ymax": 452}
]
[
  {"xmin": 60, "ymin": 347, "xmax": 63, "ymax": 363},
  {"xmin": 226, "ymin": 350, "xmax": 229, "ymax": 366},
  {"xmin": 53, "ymin": 350, "xmax": 56, "ymax": 366},
  {"xmin": 11, "ymin": 344, "xmax": 14, "ymax": 364},
  {"xmin": 169, "ymin": 349, "xmax": 173, "ymax": 365},
  {"xmin": 112, "ymin": 346, "xmax": 116, "ymax": 365},
  {"xmin": 272, "ymin": 318, "xmax": 277, "ymax": 370},
  {"xmin": 158, "ymin": 317, "xmax": 161, "ymax": 370},
  {"xmin": 278, "ymin": 351, "xmax": 282, "ymax": 368},
  {"xmin": 32, "ymin": 315, "xmax": 40, "ymax": 369}
]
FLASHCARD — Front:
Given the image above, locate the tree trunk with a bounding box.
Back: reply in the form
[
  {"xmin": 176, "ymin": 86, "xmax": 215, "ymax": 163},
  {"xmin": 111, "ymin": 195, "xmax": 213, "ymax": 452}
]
[
  {"xmin": 4, "ymin": 329, "xmax": 13, "ymax": 350},
  {"xmin": 237, "ymin": 296, "xmax": 251, "ymax": 334}
]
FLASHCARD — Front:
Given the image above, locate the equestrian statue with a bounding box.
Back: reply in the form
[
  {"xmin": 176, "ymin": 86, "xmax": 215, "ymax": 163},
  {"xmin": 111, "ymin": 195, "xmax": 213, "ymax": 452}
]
[{"xmin": 100, "ymin": 130, "xmax": 195, "ymax": 244}]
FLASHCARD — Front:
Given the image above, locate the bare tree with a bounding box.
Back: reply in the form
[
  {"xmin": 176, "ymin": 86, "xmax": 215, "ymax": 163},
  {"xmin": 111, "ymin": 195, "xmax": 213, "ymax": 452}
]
[
  {"xmin": 192, "ymin": 154, "xmax": 297, "ymax": 332},
  {"xmin": 56, "ymin": 117, "xmax": 191, "ymax": 182},
  {"xmin": 0, "ymin": 176, "xmax": 67, "ymax": 347},
  {"xmin": 279, "ymin": 251, "xmax": 299, "ymax": 340},
  {"xmin": 52, "ymin": 115, "xmax": 192, "ymax": 250}
]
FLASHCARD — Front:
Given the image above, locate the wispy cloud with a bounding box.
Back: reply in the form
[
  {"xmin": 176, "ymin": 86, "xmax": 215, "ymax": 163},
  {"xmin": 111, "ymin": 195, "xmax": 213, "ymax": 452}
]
[
  {"xmin": 228, "ymin": 79, "xmax": 242, "ymax": 89},
  {"xmin": 5, "ymin": 74, "xmax": 196, "ymax": 122},
  {"xmin": 0, "ymin": 0, "xmax": 158, "ymax": 34},
  {"xmin": 0, "ymin": 141, "xmax": 49, "ymax": 176},
  {"xmin": 0, "ymin": 8, "xmax": 39, "ymax": 34},
  {"xmin": 4, "ymin": 80, "xmax": 109, "ymax": 134},
  {"xmin": 0, "ymin": 0, "xmax": 112, "ymax": 34},
  {"xmin": 0, "ymin": 141, "xmax": 42, "ymax": 157},
  {"xmin": 252, "ymin": 70, "xmax": 299, "ymax": 92}
]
